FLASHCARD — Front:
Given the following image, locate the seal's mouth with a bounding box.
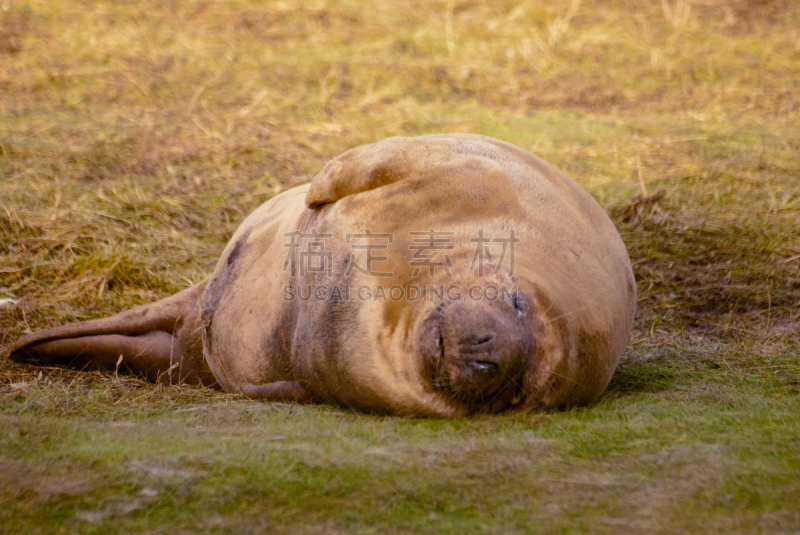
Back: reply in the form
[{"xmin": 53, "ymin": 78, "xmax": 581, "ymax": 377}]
[{"xmin": 419, "ymin": 297, "xmax": 534, "ymax": 413}]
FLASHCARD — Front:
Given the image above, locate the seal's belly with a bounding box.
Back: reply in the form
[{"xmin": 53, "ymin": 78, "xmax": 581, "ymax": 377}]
[{"xmin": 200, "ymin": 185, "xmax": 310, "ymax": 392}]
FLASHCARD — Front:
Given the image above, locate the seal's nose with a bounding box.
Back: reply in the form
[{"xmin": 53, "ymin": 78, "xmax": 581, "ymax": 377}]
[{"xmin": 458, "ymin": 335, "xmax": 501, "ymax": 377}]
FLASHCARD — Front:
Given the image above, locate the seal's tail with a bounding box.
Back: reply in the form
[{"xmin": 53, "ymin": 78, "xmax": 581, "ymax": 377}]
[{"xmin": 8, "ymin": 280, "xmax": 216, "ymax": 386}]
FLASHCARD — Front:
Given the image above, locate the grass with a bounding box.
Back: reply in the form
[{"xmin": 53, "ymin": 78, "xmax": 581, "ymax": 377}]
[{"xmin": 1, "ymin": 0, "xmax": 799, "ymax": 532}]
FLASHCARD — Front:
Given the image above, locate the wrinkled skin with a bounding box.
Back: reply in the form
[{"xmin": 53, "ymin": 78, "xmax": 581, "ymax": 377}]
[{"xmin": 9, "ymin": 134, "xmax": 636, "ymax": 417}]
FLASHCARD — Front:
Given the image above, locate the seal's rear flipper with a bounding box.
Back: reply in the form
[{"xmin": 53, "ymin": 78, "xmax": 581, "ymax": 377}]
[
  {"xmin": 15, "ymin": 331, "xmax": 182, "ymax": 383},
  {"xmin": 8, "ymin": 280, "xmax": 216, "ymax": 386}
]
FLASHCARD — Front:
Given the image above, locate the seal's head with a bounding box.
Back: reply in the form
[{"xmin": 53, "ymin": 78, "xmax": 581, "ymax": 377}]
[{"xmin": 417, "ymin": 296, "xmax": 535, "ymax": 414}]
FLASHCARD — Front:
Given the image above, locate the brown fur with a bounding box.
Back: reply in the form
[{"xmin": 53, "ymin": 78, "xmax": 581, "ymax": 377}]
[{"xmin": 10, "ymin": 134, "xmax": 636, "ymax": 416}]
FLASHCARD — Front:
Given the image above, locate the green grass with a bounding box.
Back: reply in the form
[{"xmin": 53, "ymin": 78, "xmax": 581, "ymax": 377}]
[
  {"xmin": 2, "ymin": 346, "xmax": 799, "ymax": 533},
  {"xmin": 1, "ymin": 0, "xmax": 799, "ymax": 532}
]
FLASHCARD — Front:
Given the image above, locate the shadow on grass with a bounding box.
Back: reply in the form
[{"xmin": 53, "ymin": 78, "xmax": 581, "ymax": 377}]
[{"xmin": 603, "ymin": 358, "xmax": 681, "ymax": 396}]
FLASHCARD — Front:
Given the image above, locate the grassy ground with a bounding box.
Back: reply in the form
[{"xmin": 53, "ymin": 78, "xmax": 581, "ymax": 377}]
[{"xmin": 1, "ymin": 0, "xmax": 799, "ymax": 532}]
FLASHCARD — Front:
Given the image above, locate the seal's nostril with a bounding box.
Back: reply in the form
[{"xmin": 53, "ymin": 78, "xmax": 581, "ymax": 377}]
[
  {"xmin": 474, "ymin": 335, "xmax": 493, "ymax": 345},
  {"xmin": 468, "ymin": 359, "xmax": 499, "ymax": 373}
]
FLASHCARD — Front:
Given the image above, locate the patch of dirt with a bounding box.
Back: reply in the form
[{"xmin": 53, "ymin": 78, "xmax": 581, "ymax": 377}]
[
  {"xmin": 613, "ymin": 189, "xmax": 800, "ymax": 341},
  {"xmin": 0, "ymin": 11, "xmax": 37, "ymax": 55},
  {"xmin": 0, "ymin": 458, "xmax": 95, "ymax": 499}
]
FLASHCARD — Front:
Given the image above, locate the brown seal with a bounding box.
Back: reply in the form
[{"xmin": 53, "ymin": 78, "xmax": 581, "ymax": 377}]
[{"xmin": 9, "ymin": 134, "xmax": 636, "ymax": 416}]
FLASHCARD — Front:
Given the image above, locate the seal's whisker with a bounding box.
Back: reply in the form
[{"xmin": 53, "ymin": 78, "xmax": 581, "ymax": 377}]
[{"xmin": 538, "ymin": 261, "xmax": 634, "ymax": 326}]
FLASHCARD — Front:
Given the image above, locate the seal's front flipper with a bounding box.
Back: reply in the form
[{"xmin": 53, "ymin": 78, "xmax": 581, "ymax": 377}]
[
  {"xmin": 8, "ymin": 281, "xmax": 216, "ymax": 386},
  {"xmin": 242, "ymin": 381, "xmax": 317, "ymax": 404}
]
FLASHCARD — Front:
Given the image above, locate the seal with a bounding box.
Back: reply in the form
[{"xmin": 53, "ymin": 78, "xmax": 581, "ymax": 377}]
[{"xmin": 9, "ymin": 134, "xmax": 636, "ymax": 416}]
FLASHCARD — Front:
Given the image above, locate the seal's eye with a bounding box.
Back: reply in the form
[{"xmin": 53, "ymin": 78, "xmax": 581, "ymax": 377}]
[{"xmin": 511, "ymin": 292, "xmax": 524, "ymax": 315}]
